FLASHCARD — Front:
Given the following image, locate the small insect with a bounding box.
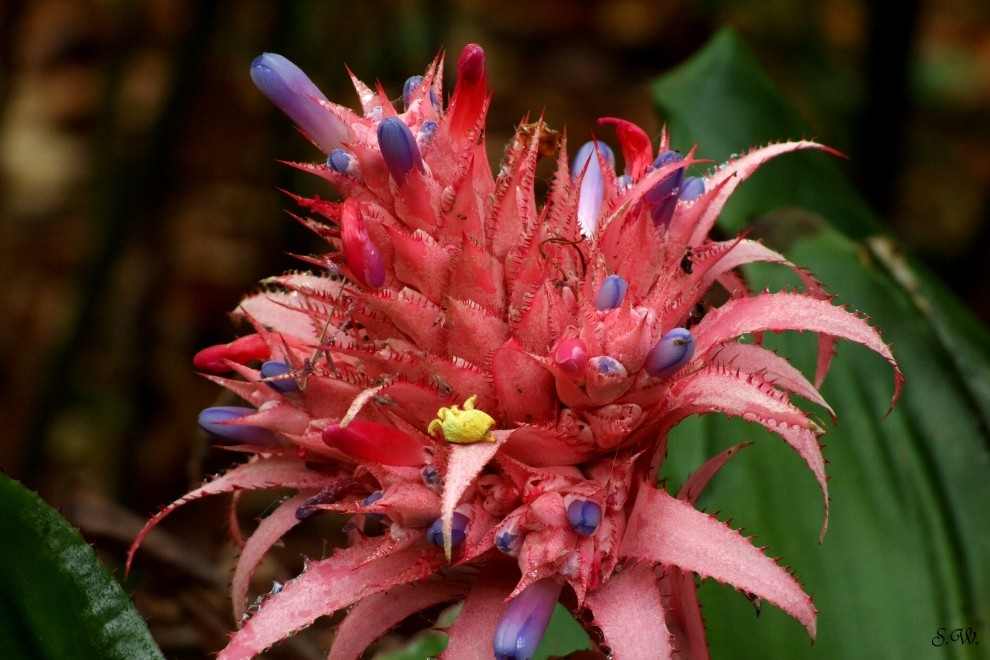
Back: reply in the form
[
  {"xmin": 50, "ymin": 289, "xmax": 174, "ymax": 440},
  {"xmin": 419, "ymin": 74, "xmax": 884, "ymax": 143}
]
[
  {"xmin": 515, "ymin": 121, "xmax": 562, "ymax": 159},
  {"xmin": 680, "ymin": 248, "xmax": 693, "ymax": 274},
  {"xmin": 259, "ymin": 261, "xmax": 359, "ymax": 390},
  {"xmin": 686, "ymin": 302, "xmax": 707, "ymax": 328}
]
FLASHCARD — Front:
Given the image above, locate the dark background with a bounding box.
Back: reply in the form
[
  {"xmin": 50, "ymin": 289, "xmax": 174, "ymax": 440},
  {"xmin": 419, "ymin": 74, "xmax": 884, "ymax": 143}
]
[{"xmin": 1, "ymin": 0, "xmax": 987, "ymax": 655}]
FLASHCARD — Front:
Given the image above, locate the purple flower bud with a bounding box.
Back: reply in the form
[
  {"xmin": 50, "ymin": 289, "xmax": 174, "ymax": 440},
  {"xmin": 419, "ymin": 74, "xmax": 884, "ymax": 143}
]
[
  {"xmin": 362, "ymin": 491, "xmax": 384, "ymax": 506},
  {"xmin": 250, "ymin": 53, "xmax": 348, "ymax": 154},
  {"xmin": 589, "ymin": 355, "xmax": 627, "ymax": 377},
  {"xmin": 653, "ymin": 150, "xmax": 683, "ymax": 169},
  {"xmin": 402, "ymin": 75, "xmax": 440, "ymax": 113},
  {"xmin": 377, "ymin": 117, "xmax": 423, "ymax": 185},
  {"xmin": 571, "ymin": 140, "xmax": 614, "ymax": 236},
  {"xmin": 644, "ymin": 327, "xmax": 695, "ymax": 378},
  {"xmin": 493, "ymin": 578, "xmax": 564, "ymax": 660},
  {"xmin": 595, "ymin": 274, "xmax": 628, "ymax": 311},
  {"xmin": 260, "ymin": 360, "xmax": 299, "ymax": 393},
  {"xmin": 402, "ymin": 75, "xmax": 424, "ymax": 110},
  {"xmin": 327, "ymin": 148, "xmax": 355, "ymax": 175},
  {"xmin": 198, "ymin": 406, "xmax": 279, "ymax": 446},
  {"xmin": 361, "ymin": 490, "xmax": 385, "ymax": 521},
  {"xmin": 678, "ymin": 176, "xmax": 705, "ymax": 202},
  {"xmin": 421, "ymin": 465, "xmax": 441, "ymax": 491},
  {"xmin": 567, "ymin": 499, "xmax": 602, "ymax": 536},
  {"xmin": 427, "ymin": 512, "xmax": 468, "ymax": 548},
  {"xmin": 495, "ymin": 529, "xmax": 522, "ymax": 556},
  {"xmin": 644, "ymin": 150, "xmax": 685, "ymax": 227},
  {"xmin": 417, "ymin": 120, "xmax": 438, "ymax": 149},
  {"xmin": 295, "ymin": 480, "xmax": 355, "ymax": 520}
]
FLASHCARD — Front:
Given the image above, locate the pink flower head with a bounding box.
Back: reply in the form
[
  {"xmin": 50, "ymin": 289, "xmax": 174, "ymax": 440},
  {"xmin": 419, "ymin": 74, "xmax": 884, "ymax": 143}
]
[{"xmin": 129, "ymin": 45, "xmax": 902, "ymax": 659}]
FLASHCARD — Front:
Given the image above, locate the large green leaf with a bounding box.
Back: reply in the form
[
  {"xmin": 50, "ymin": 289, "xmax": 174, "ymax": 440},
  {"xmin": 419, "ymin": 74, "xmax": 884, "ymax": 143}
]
[
  {"xmin": 0, "ymin": 473, "xmax": 163, "ymax": 659},
  {"xmin": 653, "ymin": 29, "xmax": 990, "ymax": 659}
]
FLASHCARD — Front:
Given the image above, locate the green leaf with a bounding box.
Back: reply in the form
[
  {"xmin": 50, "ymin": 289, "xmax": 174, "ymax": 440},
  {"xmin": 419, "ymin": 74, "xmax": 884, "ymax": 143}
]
[
  {"xmin": 374, "ymin": 629, "xmax": 449, "ymax": 659},
  {"xmin": 0, "ymin": 474, "xmax": 164, "ymax": 659},
  {"xmin": 652, "ymin": 28, "xmax": 990, "ymax": 659}
]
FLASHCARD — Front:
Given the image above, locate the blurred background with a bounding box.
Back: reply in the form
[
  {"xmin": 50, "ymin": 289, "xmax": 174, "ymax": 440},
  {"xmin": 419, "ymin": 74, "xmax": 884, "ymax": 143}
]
[{"xmin": 1, "ymin": 0, "xmax": 988, "ymax": 656}]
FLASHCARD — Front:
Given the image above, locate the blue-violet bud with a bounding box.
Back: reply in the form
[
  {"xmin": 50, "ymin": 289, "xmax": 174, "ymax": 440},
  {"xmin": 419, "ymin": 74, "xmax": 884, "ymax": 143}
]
[
  {"xmin": 402, "ymin": 75, "xmax": 424, "ymax": 110},
  {"xmin": 567, "ymin": 499, "xmax": 602, "ymax": 536},
  {"xmin": 493, "ymin": 578, "xmax": 565, "ymax": 660},
  {"xmin": 571, "ymin": 140, "xmax": 615, "ymax": 237},
  {"xmin": 361, "ymin": 490, "xmax": 385, "ymax": 521},
  {"xmin": 678, "ymin": 175, "xmax": 705, "ymax": 202},
  {"xmin": 417, "ymin": 120, "xmax": 438, "ymax": 149},
  {"xmin": 295, "ymin": 481, "xmax": 354, "ymax": 520},
  {"xmin": 421, "ymin": 465, "xmax": 441, "ymax": 491},
  {"xmin": 644, "ymin": 150, "xmax": 685, "ymax": 227},
  {"xmin": 260, "ymin": 360, "xmax": 299, "ymax": 393},
  {"xmin": 198, "ymin": 406, "xmax": 279, "ymax": 446},
  {"xmin": 589, "ymin": 355, "xmax": 627, "ymax": 377},
  {"xmin": 362, "ymin": 491, "xmax": 384, "ymax": 506},
  {"xmin": 327, "ymin": 148, "xmax": 355, "ymax": 175},
  {"xmin": 377, "ymin": 116, "xmax": 423, "ymax": 185},
  {"xmin": 427, "ymin": 512, "xmax": 469, "ymax": 548},
  {"xmin": 250, "ymin": 53, "xmax": 348, "ymax": 154},
  {"xmin": 595, "ymin": 274, "xmax": 628, "ymax": 311},
  {"xmin": 644, "ymin": 327, "xmax": 695, "ymax": 378},
  {"xmin": 495, "ymin": 529, "xmax": 523, "ymax": 556}
]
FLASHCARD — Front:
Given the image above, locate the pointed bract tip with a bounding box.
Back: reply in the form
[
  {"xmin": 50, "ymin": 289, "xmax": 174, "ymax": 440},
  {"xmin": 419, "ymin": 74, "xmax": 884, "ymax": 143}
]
[
  {"xmin": 377, "ymin": 116, "xmax": 423, "ymax": 185},
  {"xmin": 644, "ymin": 327, "xmax": 695, "ymax": 377},
  {"xmin": 198, "ymin": 406, "xmax": 279, "ymax": 446},
  {"xmin": 493, "ymin": 578, "xmax": 564, "ymax": 660},
  {"xmin": 250, "ymin": 53, "xmax": 347, "ymax": 153}
]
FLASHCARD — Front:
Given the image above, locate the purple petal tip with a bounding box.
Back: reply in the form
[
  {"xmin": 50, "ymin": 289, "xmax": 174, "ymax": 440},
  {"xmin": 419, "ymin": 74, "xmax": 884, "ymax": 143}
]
[
  {"xmin": 644, "ymin": 327, "xmax": 695, "ymax": 377},
  {"xmin": 567, "ymin": 499, "xmax": 602, "ymax": 536},
  {"xmin": 493, "ymin": 578, "xmax": 564, "ymax": 660},
  {"xmin": 198, "ymin": 406, "xmax": 279, "ymax": 446},
  {"xmin": 377, "ymin": 117, "xmax": 423, "ymax": 185},
  {"xmin": 250, "ymin": 52, "xmax": 347, "ymax": 153}
]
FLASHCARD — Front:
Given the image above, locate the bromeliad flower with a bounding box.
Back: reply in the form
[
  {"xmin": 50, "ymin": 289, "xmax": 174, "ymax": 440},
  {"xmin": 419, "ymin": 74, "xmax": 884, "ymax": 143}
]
[{"xmin": 129, "ymin": 45, "xmax": 901, "ymax": 659}]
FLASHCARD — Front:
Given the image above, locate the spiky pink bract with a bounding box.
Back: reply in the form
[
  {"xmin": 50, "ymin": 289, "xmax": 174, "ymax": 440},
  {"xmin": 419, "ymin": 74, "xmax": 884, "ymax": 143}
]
[{"xmin": 129, "ymin": 45, "xmax": 902, "ymax": 659}]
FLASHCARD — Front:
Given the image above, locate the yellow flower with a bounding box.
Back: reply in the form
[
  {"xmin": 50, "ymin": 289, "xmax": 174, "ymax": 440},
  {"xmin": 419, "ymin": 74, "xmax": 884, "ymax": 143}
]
[{"xmin": 428, "ymin": 395, "xmax": 496, "ymax": 444}]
